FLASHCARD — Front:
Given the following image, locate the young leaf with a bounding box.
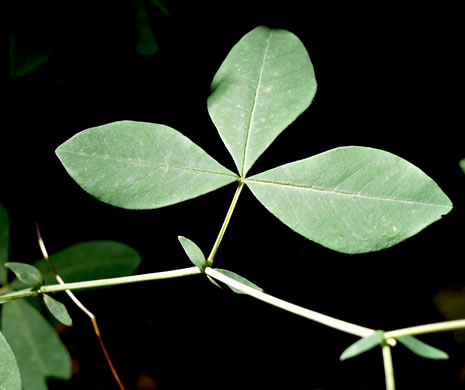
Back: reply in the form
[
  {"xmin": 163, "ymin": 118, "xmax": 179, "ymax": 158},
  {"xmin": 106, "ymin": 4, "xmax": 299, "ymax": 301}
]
[
  {"xmin": 397, "ymin": 336, "xmax": 448, "ymax": 360},
  {"xmin": 43, "ymin": 294, "xmax": 73, "ymax": 327},
  {"xmin": 207, "ymin": 275, "xmax": 223, "ymax": 290},
  {"xmin": 247, "ymin": 146, "xmax": 452, "ymax": 254},
  {"xmin": 0, "ymin": 330, "xmax": 21, "ymax": 390},
  {"xmin": 340, "ymin": 330, "xmax": 385, "ymax": 361},
  {"xmin": 12, "ymin": 241, "xmax": 141, "ymax": 289},
  {"xmin": 56, "ymin": 121, "xmax": 238, "ymax": 210},
  {"xmin": 0, "ymin": 203, "xmax": 9, "ymax": 285},
  {"xmin": 178, "ymin": 236, "xmax": 207, "ymax": 270},
  {"xmin": 214, "ymin": 268, "xmax": 263, "ymax": 294},
  {"xmin": 2, "ymin": 300, "xmax": 72, "ymax": 390},
  {"xmin": 5, "ymin": 262, "xmax": 43, "ymax": 289},
  {"xmin": 208, "ymin": 26, "xmax": 317, "ymax": 176}
]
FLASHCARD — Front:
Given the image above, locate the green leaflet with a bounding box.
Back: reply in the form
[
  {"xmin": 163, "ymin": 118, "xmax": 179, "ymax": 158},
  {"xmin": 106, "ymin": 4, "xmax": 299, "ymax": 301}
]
[
  {"xmin": 12, "ymin": 241, "xmax": 141, "ymax": 289},
  {"xmin": 398, "ymin": 336, "xmax": 448, "ymax": 360},
  {"xmin": 178, "ymin": 236, "xmax": 207, "ymax": 270},
  {"xmin": 2, "ymin": 300, "xmax": 71, "ymax": 390},
  {"xmin": 208, "ymin": 26, "xmax": 317, "ymax": 176},
  {"xmin": 43, "ymin": 294, "xmax": 73, "ymax": 327},
  {"xmin": 214, "ymin": 269, "xmax": 263, "ymax": 295},
  {"xmin": 247, "ymin": 146, "xmax": 453, "ymax": 254},
  {"xmin": 0, "ymin": 330, "xmax": 21, "ymax": 390},
  {"xmin": 56, "ymin": 121, "xmax": 238, "ymax": 210},
  {"xmin": 340, "ymin": 330, "xmax": 385, "ymax": 361},
  {"xmin": 5, "ymin": 262, "xmax": 43, "ymax": 289},
  {"xmin": 0, "ymin": 203, "xmax": 9, "ymax": 285}
]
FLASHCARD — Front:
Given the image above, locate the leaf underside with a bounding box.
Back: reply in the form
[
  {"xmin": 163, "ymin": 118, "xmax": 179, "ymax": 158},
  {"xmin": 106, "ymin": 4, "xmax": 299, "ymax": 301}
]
[
  {"xmin": 208, "ymin": 26, "xmax": 317, "ymax": 177},
  {"xmin": 2, "ymin": 300, "xmax": 71, "ymax": 390},
  {"xmin": 0, "ymin": 330, "xmax": 21, "ymax": 390},
  {"xmin": 340, "ymin": 330, "xmax": 385, "ymax": 361},
  {"xmin": 248, "ymin": 146, "xmax": 452, "ymax": 254},
  {"xmin": 56, "ymin": 121, "xmax": 238, "ymax": 210}
]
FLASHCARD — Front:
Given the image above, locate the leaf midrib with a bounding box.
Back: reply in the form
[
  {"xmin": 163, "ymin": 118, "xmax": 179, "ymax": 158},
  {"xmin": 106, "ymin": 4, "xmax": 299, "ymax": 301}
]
[
  {"xmin": 247, "ymin": 178, "xmax": 452, "ymax": 208},
  {"xmin": 60, "ymin": 150, "xmax": 238, "ymax": 179},
  {"xmin": 240, "ymin": 29, "xmax": 273, "ymax": 177}
]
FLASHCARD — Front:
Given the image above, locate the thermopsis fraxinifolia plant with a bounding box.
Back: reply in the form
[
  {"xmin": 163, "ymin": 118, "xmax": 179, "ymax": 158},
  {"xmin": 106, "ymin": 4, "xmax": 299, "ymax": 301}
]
[{"xmin": 1, "ymin": 26, "xmax": 462, "ymax": 390}]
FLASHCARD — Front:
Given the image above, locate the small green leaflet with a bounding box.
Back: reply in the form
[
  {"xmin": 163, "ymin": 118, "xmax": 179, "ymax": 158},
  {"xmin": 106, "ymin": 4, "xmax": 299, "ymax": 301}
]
[
  {"xmin": 2, "ymin": 300, "xmax": 71, "ymax": 390},
  {"xmin": 0, "ymin": 203, "xmax": 9, "ymax": 285},
  {"xmin": 214, "ymin": 269, "xmax": 263, "ymax": 295},
  {"xmin": 248, "ymin": 146, "xmax": 452, "ymax": 254},
  {"xmin": 0, "ymin": 330, "xmax": 21, "ymax": 390},
  {"xmin": 208, "ymin": 26, "xmax": 317, "ymax": 176},
  {"xmin": 5, "ymin": 262, "xmax": 43, "ymax": 289},
  {"xmin": 340, "ymin": 330, "xmax": 385, "ymax": 361},
  {"xmin": 56, "ymin": 121, "xmax": 238, "ymax": 210},
  {"xmin": 398, "ymin": 336, "xmax": 448, "ymax": 360},
  {"xmin": 43, "ymin": 294, "xmax": 73, "ymax": 327},
  {"xmin": 178, "ymin": 236, "xmax": 207, "ymax": 270}
]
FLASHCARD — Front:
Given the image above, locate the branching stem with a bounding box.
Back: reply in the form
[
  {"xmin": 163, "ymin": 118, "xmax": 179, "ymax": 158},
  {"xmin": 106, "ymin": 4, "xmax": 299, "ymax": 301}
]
[{"xmin": 205, "ymin": 267, "xmax": 374, "ymax": 338}]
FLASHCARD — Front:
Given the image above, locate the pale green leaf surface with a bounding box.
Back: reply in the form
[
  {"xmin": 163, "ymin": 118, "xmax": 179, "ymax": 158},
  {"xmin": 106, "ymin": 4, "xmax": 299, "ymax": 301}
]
[
  {"xmin": 340, "ymin": 330, "xmax": 385, "ymax": 361},
  {"xmin": 248, "ymin": 146, "xmax": 452, "ymax": 254},
  {"xmin": 5, "ymin": 262, "xmax": 43, "ymax": 288},
  {"xmin": 208, "ymin": 26, "xmax": 317, "ymax": 176},
  {"xmin": 2, "ymin": 300, "xmax": 71, "ymax": 390},
  {"xmin": 12, "ymin": 241, "xmax": 141, "ymax": 289},
  {"xmin": 56, "ymin": 121, "xmax": 238, "ymax": 209},
  {"xmin": 178, "ymin": 236, "xmax": 207, "ymax": 270},
  {"xmin": 214, "ymin": 269, "xmax": 263, "ymax": 294},
  {"xmin": 398, "ymin": 336, "xmax": 448, "ymax": 360},
  {"xmin": 43, "ymin": 294, "xmax": 72, "ymax": 327},
  {"xmin": 0, "ymin": 330, "xmax": 21, "ymax": 390},
  {"xmin": 0, "ymin": 204, "xmax": 9, "ymax": 285}
]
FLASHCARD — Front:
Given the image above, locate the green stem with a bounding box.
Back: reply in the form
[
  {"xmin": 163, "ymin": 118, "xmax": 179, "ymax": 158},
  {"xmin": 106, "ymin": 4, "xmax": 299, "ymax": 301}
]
[
  {"xmin": 385, "ymin": 319, "xmax": 465, "ymax": 339},
  {"xmin": 0, "ymin": 267, "xmax": 201, "ymax": 303},
  {"xmin": 207, "ymin": 181, "xmax": 245, "ymax": 266},
  {"xmin": 382, "ymin": 342, "xmax": 396, "ymax": 390},
  {"xmin": 205, "ymin": 267, "xmax": 374, "ymax": 338},
  {"xmin": 0, "ymin": 287, "xmax": 38, "ymax": 303}
]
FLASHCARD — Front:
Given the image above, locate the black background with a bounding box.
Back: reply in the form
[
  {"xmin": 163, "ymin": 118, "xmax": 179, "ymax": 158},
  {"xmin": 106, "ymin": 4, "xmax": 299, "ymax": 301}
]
[{"xmin": 3, "ymin": 1, "xmax": 464, "ymax": 389}]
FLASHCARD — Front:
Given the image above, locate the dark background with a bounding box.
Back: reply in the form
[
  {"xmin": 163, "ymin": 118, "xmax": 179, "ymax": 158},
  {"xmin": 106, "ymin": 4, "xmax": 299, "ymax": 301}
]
[{"xmin": 3, "ymin": 1, "xmax": 464, "ymax": 389}]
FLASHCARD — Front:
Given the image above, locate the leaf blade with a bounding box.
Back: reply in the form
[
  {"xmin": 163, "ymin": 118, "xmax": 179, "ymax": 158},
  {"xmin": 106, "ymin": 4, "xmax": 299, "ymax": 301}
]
[
  {"xmin": 43, "ymin": 294, "xmax": 73, "ymax": 327},
  {"xmin": 208, "ymin": 26, "xmax": 317, "ymax": 176},
  {"xmin": 397, "ymin": 336, "xmax": 449, "ymax": 360},
  {"xmin": 5, "ymin": 262, "xmax": 43, "ymax": 289},
  {"xmin": 2, "ymin": 300, "xmax": 71, "ymax": 390},
  {"xmin": 178, "ymin": 236, "xmax": 207, "ymax": 270},
  {"xmin": 0, "ymin": 330, "xmax": 22, "ymax": 390},
  {"xmin": 340, "ymin": 330, "xmax": 385, "ymax": 361},
  {"xmin": 56, "ymin": 121, "xmax": 238, "ymax": 210},
  {"xmin": 248, "ymin": 146, "xmax": 452, "ymax": 254}
]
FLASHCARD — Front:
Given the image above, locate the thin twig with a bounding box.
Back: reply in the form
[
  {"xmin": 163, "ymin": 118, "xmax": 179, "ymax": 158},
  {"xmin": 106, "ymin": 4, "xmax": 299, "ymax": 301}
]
[{"xmin": 36, "ymin": 223, "xmax": 126, "ymax": 390}]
